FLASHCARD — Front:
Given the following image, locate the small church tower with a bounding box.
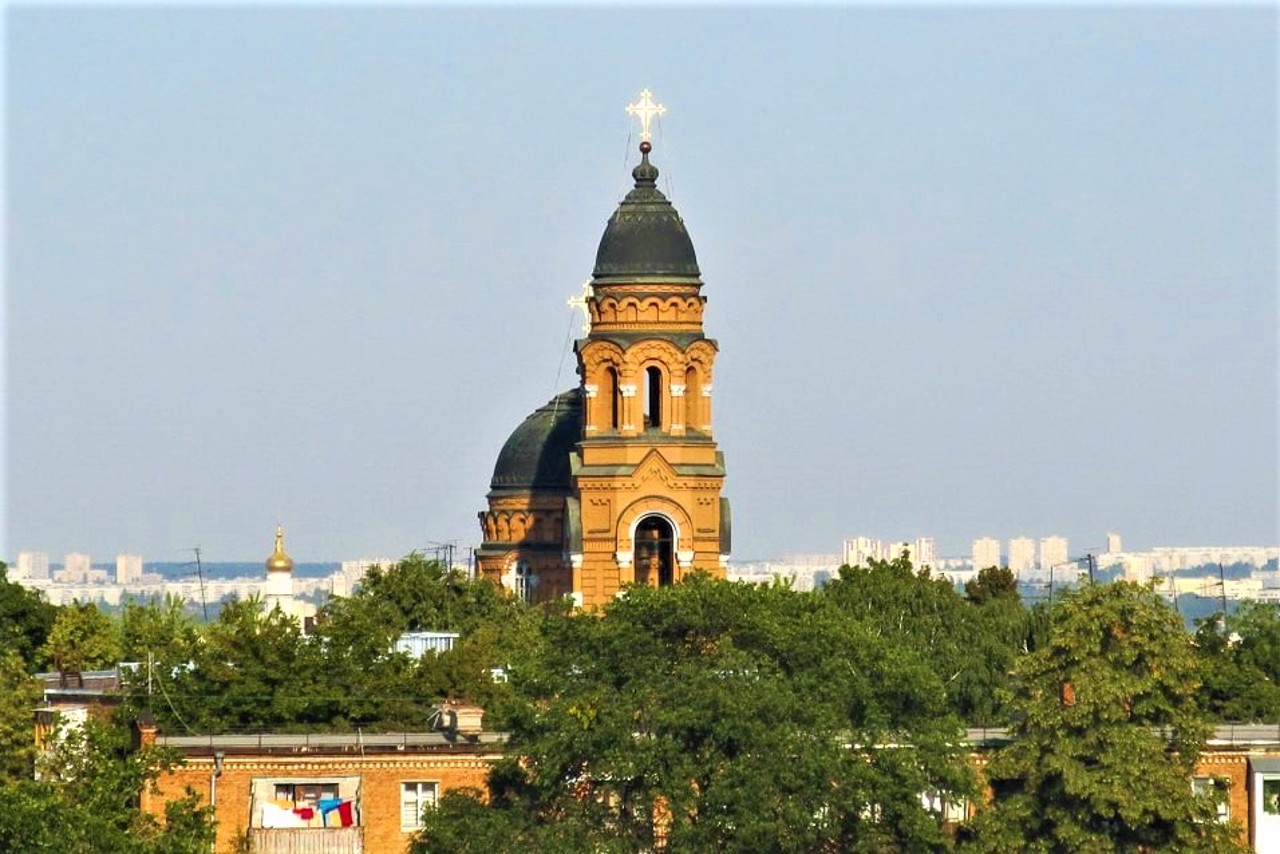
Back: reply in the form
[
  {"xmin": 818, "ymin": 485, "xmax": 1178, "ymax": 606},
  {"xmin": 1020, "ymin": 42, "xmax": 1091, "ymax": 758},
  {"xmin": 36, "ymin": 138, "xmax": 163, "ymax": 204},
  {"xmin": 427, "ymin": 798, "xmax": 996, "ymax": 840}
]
[
  {"xmin": 477, "ymin": 91, "xmax": 730, "ymax": 608},
  {"xmin": 262, "ymin": 525, "xmax": 295, "ymax": 614},
  {"xmin": 261, "ymin": 525, "xmax": 316, "ymax": 627}
]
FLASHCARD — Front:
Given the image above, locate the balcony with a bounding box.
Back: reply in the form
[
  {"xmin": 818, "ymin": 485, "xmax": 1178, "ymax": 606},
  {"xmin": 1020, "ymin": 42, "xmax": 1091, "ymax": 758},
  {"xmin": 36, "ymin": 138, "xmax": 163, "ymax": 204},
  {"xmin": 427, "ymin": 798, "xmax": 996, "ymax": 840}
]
[{"xmin": 248, "ymin": 827, "xmax": 362, "ymax": 854}]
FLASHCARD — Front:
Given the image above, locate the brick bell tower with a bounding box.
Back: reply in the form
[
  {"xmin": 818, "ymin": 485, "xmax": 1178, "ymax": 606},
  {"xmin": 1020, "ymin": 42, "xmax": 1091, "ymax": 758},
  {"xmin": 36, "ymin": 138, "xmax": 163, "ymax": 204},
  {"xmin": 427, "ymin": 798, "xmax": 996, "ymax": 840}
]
[
  {"xmin": 476, "ymin": 90, "xmax": 730, "ymax": 608},
  {"xmin": 567, "ymin": 91, "xmax": 730, "ymax": 606}
]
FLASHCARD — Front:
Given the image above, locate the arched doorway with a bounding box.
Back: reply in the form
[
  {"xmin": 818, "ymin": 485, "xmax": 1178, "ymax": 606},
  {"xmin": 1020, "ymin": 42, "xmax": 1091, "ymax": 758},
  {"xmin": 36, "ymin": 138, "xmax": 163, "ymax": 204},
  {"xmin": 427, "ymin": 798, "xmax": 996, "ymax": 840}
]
[{"xmin": 634, "ymin": 515, "xmax": 675, "ymax": 587}]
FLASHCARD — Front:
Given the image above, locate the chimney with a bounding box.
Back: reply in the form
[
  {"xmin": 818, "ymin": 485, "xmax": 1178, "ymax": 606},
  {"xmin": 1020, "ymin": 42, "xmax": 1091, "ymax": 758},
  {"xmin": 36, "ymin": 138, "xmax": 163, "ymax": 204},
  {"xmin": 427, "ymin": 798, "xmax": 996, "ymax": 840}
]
[
  {"xmin": 433, "ymin": 701, "xmax": 485, "ymax": 738},
  {"xmin": 133, "ymin": 713, "xmax": 158, "ymax": 750}
]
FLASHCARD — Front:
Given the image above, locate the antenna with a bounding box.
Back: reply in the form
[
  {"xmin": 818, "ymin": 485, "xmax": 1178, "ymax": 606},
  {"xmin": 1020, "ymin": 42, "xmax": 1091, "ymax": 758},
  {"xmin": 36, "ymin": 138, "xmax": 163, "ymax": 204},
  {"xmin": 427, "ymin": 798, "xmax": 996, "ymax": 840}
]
[
  {"xmin": 190, "ymin": 546, "xmax": 209, "ymax": 622},
  {"xmin": 1217, "ymin": 562, "xmax": 1229, "ymax": 629},
  {"xmin": 424, "ymin": 540, "xmax": 458, "ymax": 571}
]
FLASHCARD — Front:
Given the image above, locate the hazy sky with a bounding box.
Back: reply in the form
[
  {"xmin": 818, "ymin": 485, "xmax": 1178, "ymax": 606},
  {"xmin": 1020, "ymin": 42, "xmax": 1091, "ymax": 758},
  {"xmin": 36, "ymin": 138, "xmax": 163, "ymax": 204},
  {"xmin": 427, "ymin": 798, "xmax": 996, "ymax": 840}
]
[{"xmin": 6, "ymin": 5, "xmax": 1277, "ymax": 564}]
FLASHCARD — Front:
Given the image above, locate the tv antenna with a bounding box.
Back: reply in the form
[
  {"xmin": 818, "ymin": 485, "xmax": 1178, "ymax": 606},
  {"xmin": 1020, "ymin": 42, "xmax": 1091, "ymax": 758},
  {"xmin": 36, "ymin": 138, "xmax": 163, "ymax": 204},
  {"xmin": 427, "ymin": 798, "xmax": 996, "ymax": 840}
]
[{"xmin": 189, "ymin": 546, "xmax": 209, "ymax": 622}]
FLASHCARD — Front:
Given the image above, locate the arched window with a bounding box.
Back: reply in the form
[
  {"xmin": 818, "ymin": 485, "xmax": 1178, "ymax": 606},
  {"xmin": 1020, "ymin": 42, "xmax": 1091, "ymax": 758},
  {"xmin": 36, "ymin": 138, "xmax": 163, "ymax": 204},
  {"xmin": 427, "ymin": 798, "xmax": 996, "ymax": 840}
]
[
  {"xmin": 684, "ymin": 365, "xmax": 701, "ymax": 431},
  {"xmin": 634, "ymin": 516, "xmax": 675, "ymax": 587},
  {"xmin": 643, "ymin": 366, "xmax": 663, "ymax": 430}
]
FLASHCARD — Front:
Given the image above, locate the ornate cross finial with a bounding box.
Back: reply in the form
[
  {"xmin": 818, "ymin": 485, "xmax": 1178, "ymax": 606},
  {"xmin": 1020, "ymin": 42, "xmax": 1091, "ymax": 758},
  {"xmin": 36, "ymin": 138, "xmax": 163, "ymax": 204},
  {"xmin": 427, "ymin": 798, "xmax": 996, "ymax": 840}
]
[
  {"xmin": 567, "ymin": 280, "xmax": 593, "ymax": 334},
  {"xmin": 626, "ymin": 89, "xmax": 666, "ymax": 143}
]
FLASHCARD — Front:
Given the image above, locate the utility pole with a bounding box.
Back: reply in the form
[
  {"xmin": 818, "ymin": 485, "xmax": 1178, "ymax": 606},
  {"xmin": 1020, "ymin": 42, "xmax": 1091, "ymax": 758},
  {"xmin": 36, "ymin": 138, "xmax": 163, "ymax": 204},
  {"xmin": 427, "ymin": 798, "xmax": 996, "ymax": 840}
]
[{"xmin": 1086, "ymin": 553, "xmax": 1096, "ymax": 585}]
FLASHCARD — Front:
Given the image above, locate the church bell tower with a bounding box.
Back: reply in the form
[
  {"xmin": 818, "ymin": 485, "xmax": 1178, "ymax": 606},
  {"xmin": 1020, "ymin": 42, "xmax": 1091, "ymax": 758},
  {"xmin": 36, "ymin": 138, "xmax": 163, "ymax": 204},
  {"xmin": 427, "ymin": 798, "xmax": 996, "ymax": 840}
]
[{"xmin": 476, "ymin": 91, "xmax": 730, "ymax": 608}]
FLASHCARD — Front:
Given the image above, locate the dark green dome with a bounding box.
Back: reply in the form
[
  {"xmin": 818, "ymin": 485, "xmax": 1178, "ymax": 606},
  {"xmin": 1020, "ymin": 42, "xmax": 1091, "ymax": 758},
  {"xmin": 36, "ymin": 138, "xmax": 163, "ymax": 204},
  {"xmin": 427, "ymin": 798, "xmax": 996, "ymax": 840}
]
[
  {"xmin": 489, "ymin": 389, "xmax": 582, "ymax": 492},
  {"xmin": 592, "ymin": 145, "xmax": 701, "ymax": 282}
]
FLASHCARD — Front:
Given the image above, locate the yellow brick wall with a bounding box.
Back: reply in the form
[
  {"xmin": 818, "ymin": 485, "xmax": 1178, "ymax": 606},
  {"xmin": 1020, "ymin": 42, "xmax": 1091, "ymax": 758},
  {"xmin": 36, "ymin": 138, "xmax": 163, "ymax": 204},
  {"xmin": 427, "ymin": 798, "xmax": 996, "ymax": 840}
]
[
  {"xmin": 145, "ymin": 752, "xmax": 498, "ymax": 854},
  {"xmin": 1194, "ymin": 753, "xmax": 1250, "ymax": 847}
]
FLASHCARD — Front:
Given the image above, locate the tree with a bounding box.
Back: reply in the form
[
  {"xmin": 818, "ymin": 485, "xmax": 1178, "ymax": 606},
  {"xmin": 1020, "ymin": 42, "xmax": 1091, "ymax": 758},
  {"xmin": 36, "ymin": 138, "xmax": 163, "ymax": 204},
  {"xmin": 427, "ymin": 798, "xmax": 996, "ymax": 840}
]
[
  {"xmin": 0, "ymin": 650, "xmax": 43, "ymax": 779},
  {"xmin": 0, "ymin": 719, "xmax": 214, "ymax": 854},
  {"xmin": 160, "ymin": 596, "xmax": 322, "ymax": 732},
  {"xmin": 1193, "ymin": 601, "xmax": 1280, "ymax": 722},
  {"xmin": 825, "ymin": 556, "xmax": 1027, "ymax": 724},
  {"xmin": 961, "ymin": 582, "xmax": 1246, "ymax": 853},
  {"xmin": 0, "ymin": 565, "xmax": 58, "ymax": 671},
  {"xmin": 413, "ymin": 575, "xmax": 975, "ymax": 854},
  {"xmin": 120, "ymin": 595, "xmax": 201, "ymax": 666},
  {"xmin": 314, "ymin": 554, "xmax": 544, "ymax": 731},
  {"xmin": 1229, "ymin": 600, "xmax": 1280, "ymax": 684},
  {"xmin": 963, "ymin": 565, "xmax": 1018, "ymax": 606},
  {"xmin": 41, "ymin": 601, "xmax": 122, "ymax": 675}
]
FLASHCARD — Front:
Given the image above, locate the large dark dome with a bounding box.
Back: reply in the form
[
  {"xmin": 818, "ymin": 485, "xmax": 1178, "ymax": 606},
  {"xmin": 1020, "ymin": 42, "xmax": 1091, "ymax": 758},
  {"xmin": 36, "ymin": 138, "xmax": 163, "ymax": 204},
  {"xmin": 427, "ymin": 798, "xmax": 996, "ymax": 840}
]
[
  {"xmin": 592, "ymin": 147, "xmax": 700, "ymax": 282},
  {"xmin": 489, "ymin": 389, "xmax": 582, "ymax": 492}
]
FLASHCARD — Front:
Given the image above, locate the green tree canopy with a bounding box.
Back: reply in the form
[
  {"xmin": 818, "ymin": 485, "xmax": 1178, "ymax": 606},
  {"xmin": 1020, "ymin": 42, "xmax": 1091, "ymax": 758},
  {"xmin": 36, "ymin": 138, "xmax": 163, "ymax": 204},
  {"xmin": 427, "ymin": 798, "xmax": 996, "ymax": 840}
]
[
  {"xmin": 962, "ymin": 581, "xmax": 1246, "ymax": 853},
  {"xmin": 0, "ymin": 719, "xmax": 214, "ymax": 854},
  {"xmin": 1194, "ymin": 601, "xmax": 1280, "ymax": 722},
  {"xmin": 414, "ymin": 575, "xmax": 975, "ymax": 854},
  {"xmin": 160, "ymin": 596, "xmax": 323, "ymax": 733},
  {"xmin": 0, "ymin": 565, "xmax": 58, "ymax": 671},
  {"xmin": 824, "ymin": 556, "xmax": 1029, "ymax": 724},
  {"xmin": 41, "ymin": 601, "xmax": 122, "ymax": 675},
  {"xmin": 0, "ymin": 650, "xmax": 43, "ymax": 779}
]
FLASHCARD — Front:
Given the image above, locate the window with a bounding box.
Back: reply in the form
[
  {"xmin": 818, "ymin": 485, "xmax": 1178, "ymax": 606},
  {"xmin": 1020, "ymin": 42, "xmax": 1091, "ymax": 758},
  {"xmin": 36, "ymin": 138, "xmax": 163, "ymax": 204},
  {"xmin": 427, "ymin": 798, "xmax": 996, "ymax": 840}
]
[
  {"xmin": 1192, "ymin": 776, "xmax": 1230, "ymax": 822},
  {"xmin": 603, "ymin": 367, "xmax": 619, "ymax": 430},
  {"xmin": 643, "ymin": 366, "xmax": 662, "ymax": 430},
  {"xmin": 512, "ymin": 560, "xmax": 533, "ymax": 604},
  {"xmin": 684, "ymin": 365, "xmax": 700, "ymax": 429},
  {"xmin": 921, "ymin": 790, "xmax": 968, "ymax": 823},
  {"xmin": 1263, "ymin": 777, "xmax": 1280, "ymax": 816},
  {"xmin": 274, "ymin": 782, "xmax": 338, "ymax": 808},
  {"xmin": 401, "ymin": 781, "xmax": 439, "ymax": 831}
]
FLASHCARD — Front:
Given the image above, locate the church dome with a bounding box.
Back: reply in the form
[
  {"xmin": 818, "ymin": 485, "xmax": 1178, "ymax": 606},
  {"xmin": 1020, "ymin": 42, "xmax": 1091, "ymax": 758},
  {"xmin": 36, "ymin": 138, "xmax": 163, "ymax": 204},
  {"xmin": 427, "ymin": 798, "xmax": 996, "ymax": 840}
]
[
  {"xmin": 266, "ymin": 525, "xmax": 294, "ymax": 574},
  {"xmin": 592, "ymin": 142, "xmax": 701, "ymax": 282},
  {"xmin": 489, "ymin": 389, "xmax": 582, "ymax": 492}
]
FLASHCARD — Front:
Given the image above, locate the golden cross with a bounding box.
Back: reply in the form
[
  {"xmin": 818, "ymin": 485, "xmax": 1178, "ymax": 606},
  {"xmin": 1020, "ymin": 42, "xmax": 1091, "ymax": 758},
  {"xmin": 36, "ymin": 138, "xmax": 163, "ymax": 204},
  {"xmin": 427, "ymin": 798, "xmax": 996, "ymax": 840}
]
[{"xmin": 626, "ymin": 89, "xmax": 666, "ymax": 143}]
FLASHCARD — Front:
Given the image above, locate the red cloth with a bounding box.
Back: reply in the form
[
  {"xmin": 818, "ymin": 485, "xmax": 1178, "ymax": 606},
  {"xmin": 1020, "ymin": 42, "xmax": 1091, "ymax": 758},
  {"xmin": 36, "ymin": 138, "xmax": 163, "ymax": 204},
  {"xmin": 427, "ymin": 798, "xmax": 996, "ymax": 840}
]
[
  {"xmin": 292, "ymin": 807, "xmax": 315, "ymax": 820},
  {"xmin": 335, "ymin": 801, "xmax": 354, "ymax": 827}
]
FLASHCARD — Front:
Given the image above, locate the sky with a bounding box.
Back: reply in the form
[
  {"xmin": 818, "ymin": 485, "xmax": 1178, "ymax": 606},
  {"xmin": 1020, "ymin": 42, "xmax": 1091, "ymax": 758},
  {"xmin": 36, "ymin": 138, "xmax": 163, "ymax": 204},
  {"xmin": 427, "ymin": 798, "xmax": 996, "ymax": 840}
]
[{"xmin": 5, "ymin": 4, "xmax": 1277, "ymax": 564}]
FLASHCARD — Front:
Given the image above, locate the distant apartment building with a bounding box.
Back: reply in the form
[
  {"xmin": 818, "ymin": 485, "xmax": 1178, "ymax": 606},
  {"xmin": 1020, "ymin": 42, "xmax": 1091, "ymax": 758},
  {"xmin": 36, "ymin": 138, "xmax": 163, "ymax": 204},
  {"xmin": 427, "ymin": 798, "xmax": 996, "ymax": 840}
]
[
  {"xmin": 1007, "ymin": 538, "xmax": 1036, "ymax": 575},
  {"xmin": 972, "ymin": 537, "xmax": 1001, "ymax": 570},
  {"xmin": 116, "ymin": 553, "xmax": 143, "ymax": 585},
  {"xmin": 842, "ymin": 537, "xmax": 883, "ymax": 567},
  {"xmin": 1121, "ymin": 553, "xmax": 1153, "ymax": 584},
  {"xmin": 1038, "ymin": 536, "xmax": 1069, "ymax": 572},
  {"xmin": 843, "ymin": 536, "xmax": 935, "ymax": 569},
  {"xmin": 885, "ymin": 541, "xmax": 912, "ymax": 561},
  {"xmin": 56, "ymin": 552, "xmax": 92, "ymax": 584},
  {"xmin": 339, "ymin": 557, "xmax": 398, "ymax": 593},
  {"xmin": 1106, "ymin": 532, "xmax": 1123, "ymax": 554},
  {"xmin": 913, "ymin": 537, "xmax": 937, "ymax": 568},
  {"xmin": 14, "ymin": 551, "xmax": 50, "ymax": 581},
  {"xmin": 1148, "ymin": 546, "xmax": 1279, "ymax": 572}
]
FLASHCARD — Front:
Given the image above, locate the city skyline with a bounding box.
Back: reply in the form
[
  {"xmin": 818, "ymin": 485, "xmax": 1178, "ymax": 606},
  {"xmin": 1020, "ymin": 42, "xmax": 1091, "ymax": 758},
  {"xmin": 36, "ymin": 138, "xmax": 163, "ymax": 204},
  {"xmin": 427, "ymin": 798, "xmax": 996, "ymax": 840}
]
[{"xmin": 7, "ymin": 7, "xmax": 1277, "ymax": 562}]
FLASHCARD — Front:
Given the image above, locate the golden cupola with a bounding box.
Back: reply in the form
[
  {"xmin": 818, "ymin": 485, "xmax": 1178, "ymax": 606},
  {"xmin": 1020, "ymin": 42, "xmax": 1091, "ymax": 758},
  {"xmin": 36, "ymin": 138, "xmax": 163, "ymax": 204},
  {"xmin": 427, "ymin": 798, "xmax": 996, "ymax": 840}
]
[{"xmin": 265, "ymin": 525, "xmax": 294, "ymax": 574}]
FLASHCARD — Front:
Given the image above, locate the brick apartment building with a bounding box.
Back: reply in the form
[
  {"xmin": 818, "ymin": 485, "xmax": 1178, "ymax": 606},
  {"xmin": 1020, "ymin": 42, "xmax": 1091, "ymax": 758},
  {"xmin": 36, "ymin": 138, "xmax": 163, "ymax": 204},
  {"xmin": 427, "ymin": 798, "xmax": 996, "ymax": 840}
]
[
  {"xmin": 137, "ymin": 705, "xmax": 500, "ymax": 854},
  {"xmin": 138, "ymin": 716, "xmax": 1280, "ymax": 853}
]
